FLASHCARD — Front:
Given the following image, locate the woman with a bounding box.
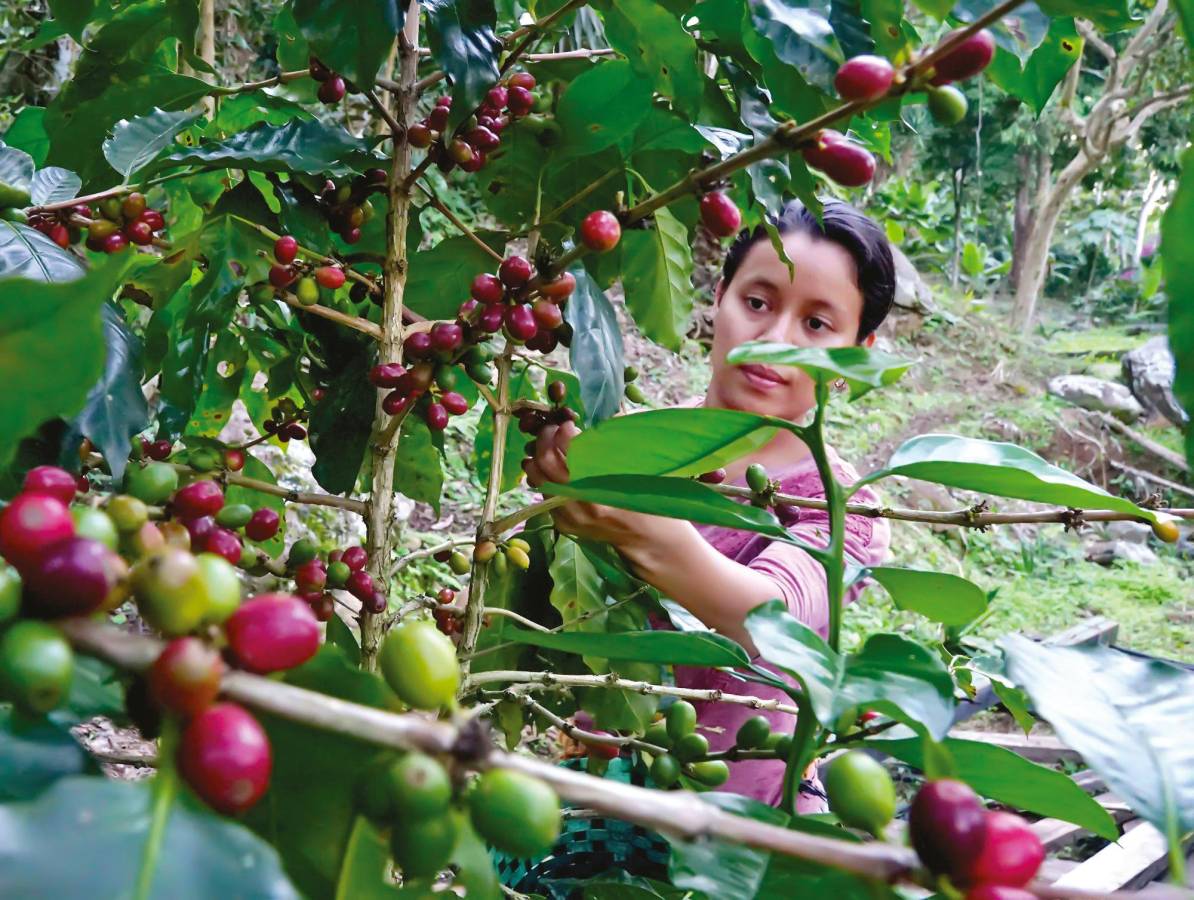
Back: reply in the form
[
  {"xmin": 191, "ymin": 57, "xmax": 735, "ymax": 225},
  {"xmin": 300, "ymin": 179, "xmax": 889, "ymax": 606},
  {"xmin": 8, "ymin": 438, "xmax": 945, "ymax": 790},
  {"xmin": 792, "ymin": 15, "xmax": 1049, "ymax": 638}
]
[{"xmin": 523, "ymin": 198, "xmax": 896, "ymax": 811}]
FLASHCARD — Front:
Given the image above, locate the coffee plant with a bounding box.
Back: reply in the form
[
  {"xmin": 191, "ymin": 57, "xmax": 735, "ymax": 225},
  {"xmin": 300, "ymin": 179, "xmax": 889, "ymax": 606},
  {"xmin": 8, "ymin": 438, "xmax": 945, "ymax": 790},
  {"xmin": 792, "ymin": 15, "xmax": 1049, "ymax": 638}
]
[{"xmin": 0, "ymin": 0, "xmax": 1192, "ymax": 897}]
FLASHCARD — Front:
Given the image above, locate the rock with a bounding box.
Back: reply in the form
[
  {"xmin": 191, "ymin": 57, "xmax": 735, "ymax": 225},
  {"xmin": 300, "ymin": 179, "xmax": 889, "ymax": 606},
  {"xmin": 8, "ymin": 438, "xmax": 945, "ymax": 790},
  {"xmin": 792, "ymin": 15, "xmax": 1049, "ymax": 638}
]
[
  {"xmin": 1085, "ymin": 540, "xmax": 1158, "ymax": 566},
  {"xmin": 1121, "ymin": 336, "xmax": 1189, "ymax": 428},
  {"xmin": 1046, "ymin": 374, "xmax": 1144, "ymax": 422},
  {"xmin": 891, "ymin": 245, "xmax": 935, "ymax": 314},
  {"xmin": 1103, "ymin": 520, "xmax": 1151, "ymax": 544}
]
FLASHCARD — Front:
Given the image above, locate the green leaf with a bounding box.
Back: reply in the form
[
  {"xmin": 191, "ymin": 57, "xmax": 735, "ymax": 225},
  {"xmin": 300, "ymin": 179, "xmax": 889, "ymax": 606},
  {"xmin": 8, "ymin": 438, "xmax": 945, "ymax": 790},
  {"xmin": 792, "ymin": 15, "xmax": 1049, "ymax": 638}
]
[
  {"xmin": 473, "ymin": 118, "xmax": 549, "ymax": 228},
  {"xmin": 541, "ymin": 474, "xmax": 793, "ymax": 540},
  {"xmin": 829, "ymin": 0, "xmax": 875, "ymax": 58},
  {"xmin": 447, "ymin": 811, "xmax": 501, "ymax": 900},
  {"xmin": 0, "ymin": 221, "xmax": 85, "ymax": 282},
  {"xmin": 292, "ymin": 0, "xmax": 404, "ymax": 91},
  {"xmin": 505, "ymin": 627, "xmax": 751, "ymax": 666},
  {"xmin": 327, "ymin": 614, "xmax": 361, "ymax": 667},
  {"xmin": 549, "ymin": 534, "xmax": 610, "ymax": 629},
  {"xmin": 987, "ymin": 18, "xmax": 1083, "ymax": 116},
  {"xmin": 0, "ymin": 776, "xmax": 300, "ymax": 897},
  {"xmin": 405, "ymin": 233, "xmax": 507, "ymax": 321},
  {"xmin": 3, "ymin": 107, "xmax": 50, "ymax": 167},
  {"xmin": 60, "ymin": 304, "xmax": 149, "ymax": 485},
  {"xmin": 0, "ymin": 146, "xmax": 34, "ymax": 207},
  {"xmin": 1036, "ymin": 0, "xmax": 1134, "ymax": 31},
  {"xmin": 747, "ymin": 0, "xmax": 843, "ymax": 93},
  {"xmin": 393, "ymin": 416, "xmax": 445, "ymax": 515},
  {"xmin": 668, "ymin": 792, "xmax": 789, "ymax": 900},
  {"xmin": 599, "ymin": 0, "xmax": 703, "ymax": 118},
  {"xmin": 103, "ymin": 106, "xmax": 203, "ymax": 179},
  {"xmin": 745, "ymin": 599, "xmax": 955, "ymax": 737},
  {"xmin": 29, "ymin": 167, "xmax": 80, "ymax": 207},
  {"xmin": 159, "ymin": 119, "xmax": 378, "ymax": 177},
  {"xmin": 619, "ymin": 204, "xmax": 695, "ymax": 350},
  {"xmin": 1163, "ymin": 146, "xmax": 1194, "ymax": 468},
  {"xmin": 309, "ymin": 350, "xmax": 375, "ymax": 495},
  {"xmin": 565, "ymin": 267, "xmax": 625, "ymax": 425},
  {"xmin": 424, "ymin": 0, "xmax": 501, "ymax": 136},
  {"xmin": 726, "ymin": 342, "xmax": 913, "ymax": 400},
  {"xmin": 334, "ymin": 816, "xmax": 401, "ymax": 899},
  {"xmin": 568, "ymin": 407, "xmax": 778, "ymax": 479},
  {"xmin": 54, "ymin": 656, "xmax": 125, "ymax": 725},
  {"xmin": 474, "ymin": 365, "xmax": 535, "ymax": 493},
  {"xmin": 556, "ymin": 60, "xmax": 654, "ymax": 158},
  {"xmin": 0, "ymin": 255, "xmax": 139, "ymax": 467},
  {"xmin": 1002, "ymin": 636, "xmax": 1194, "ymax": 851},
  {"xmin": 874, "ymin": 736, "xmax": 1117, "ymax": 838},
  {"xmin": 0, "ymin": 708, "xmax": 93, "ymax": 802},
  {"xmin": 244, "ymin": 646, "xmax": 398, "ymax": 898},
  {"xmin": 859, "ymin": 433, "xmax": 1163, "ymax": 523},
  {"xmin": 868, "ymin": 567, "xmax": 988, "ymax": 626}
]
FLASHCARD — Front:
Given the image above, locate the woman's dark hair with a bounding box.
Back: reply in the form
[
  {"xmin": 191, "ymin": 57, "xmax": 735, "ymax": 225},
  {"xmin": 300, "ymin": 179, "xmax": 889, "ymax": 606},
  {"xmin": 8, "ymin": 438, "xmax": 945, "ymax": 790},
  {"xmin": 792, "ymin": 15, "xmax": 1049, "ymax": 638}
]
[{"xmin": 720, "ymin": 200, "xmax": 896, "ymax": 341}]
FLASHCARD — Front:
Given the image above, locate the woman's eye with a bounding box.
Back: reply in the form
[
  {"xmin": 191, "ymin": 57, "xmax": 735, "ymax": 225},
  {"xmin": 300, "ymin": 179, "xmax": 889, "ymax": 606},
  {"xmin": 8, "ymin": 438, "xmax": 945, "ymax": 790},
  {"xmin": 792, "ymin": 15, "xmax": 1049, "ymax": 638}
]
[
  {"xmin": 746, "ymin": 296, "xmax": 767, "ymax": 311},
  {"xmin": 808, "ymin": 317, "xmax": 826, "ymax": 331}
]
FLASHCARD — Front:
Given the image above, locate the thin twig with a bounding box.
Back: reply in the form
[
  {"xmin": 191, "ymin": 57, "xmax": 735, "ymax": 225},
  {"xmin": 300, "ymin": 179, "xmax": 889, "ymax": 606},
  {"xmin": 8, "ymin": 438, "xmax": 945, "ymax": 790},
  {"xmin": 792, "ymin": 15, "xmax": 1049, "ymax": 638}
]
[
  {"xmin": 394, "ymin": 536, "xmax": 476, "ymax": 571},
  {"xmin": 416, "ymin": 182, "xmax": 503, "ymax": 263}
]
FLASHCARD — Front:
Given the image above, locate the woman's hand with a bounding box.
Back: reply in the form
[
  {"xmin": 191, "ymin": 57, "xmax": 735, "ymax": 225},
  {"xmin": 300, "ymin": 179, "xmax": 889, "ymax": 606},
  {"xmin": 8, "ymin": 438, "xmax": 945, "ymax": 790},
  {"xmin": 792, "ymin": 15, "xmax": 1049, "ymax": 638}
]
[{"xmin": 520, "ymin": 421, "xmax": 682, "ymax": 552}]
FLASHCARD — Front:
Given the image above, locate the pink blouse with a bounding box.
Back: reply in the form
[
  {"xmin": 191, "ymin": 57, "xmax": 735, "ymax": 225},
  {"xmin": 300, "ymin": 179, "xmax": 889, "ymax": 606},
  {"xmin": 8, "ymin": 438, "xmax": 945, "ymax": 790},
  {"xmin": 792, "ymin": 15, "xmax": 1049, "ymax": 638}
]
[{"xmin": 667, "ymin": 447, "xmax": 891, "ymax": 811}]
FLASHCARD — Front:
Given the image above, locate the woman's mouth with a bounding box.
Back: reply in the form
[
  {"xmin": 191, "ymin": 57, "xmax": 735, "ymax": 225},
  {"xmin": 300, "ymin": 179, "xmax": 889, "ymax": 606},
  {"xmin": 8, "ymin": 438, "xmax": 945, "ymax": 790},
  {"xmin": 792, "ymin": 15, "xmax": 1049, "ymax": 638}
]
[{"xmin": 738, "ymin": 364, "xmax": 787, "ymax": 391}]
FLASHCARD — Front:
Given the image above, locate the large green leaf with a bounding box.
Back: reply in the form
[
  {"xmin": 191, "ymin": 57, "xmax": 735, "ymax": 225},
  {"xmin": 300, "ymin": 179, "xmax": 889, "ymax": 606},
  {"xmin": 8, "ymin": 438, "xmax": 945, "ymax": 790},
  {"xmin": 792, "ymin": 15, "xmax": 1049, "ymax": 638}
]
[
  {"xmin": 0, "ymin": 146, "xmax": 34, "ymax": 206},
  {"xmin": 1002, "ymin": 636, "xmax": 1194, "ymax": 853},
  {"xmin": 873, "ymin": 736, "xmax": 1117, "ymax": 839},
  {"xmin": 556, "ymin": 60, "xmax": 654, "ymax": 158},
  {"xmin": 29, "ymin": 167, "xmax": 80, "ymax": 207},
  {"xmin": 405, "ymin": 232, "xmax": 506, "ymax": 321},
  {"xmin": 309, "ymin": 350, "xmax": 375, "ymax": 495},
  {"xmin": 0, "ymin": 221, "xmax": 85, "ymax": 282},
  {"xmin": 1176, "ymin": 0, "xmax": 1194, "ymax": 56},
  {"xmin": 726, "ymin": 342, "xmax": 913, "ymax": 400},
  {"xmin": 619, "ymin": 205, "xmax": 695, "ymax": 350},
  {"xmin": 0, "ymin": 776, "xmax": 300, "ymax": 898},
  {"xmin": 668, "ymin": 793, "xmax": 789, "ymax": 900},
  {"xmin": 829, "ymin": 0, "xmax": 875, "ymax": 59},
  {"xmin": 474, "ymin": 119, "xmax": 550, "ymax": 228},
  {"xmin": 504, "ymin": 627, "xmax": 751, "ymax": 666},
  {"xmin": 334, "ymin": 816, "xmax": 401, "ymax": 899},
  {"xmin": 859, "ymin": 433, "xmax": 1163, "ymax": 523},
  {"xmin": 599, "ymin": 0, "xmax": 703, "ymax": 118},
  {"xmin": 60, "ymin": 304, "xmax": 149, "ymax": 485},
  {"xmin": 3, "ymin": 107, "xmax": 50, "ymax": 167},
  {"xmin": 1163, "ymin": 146, "xmax": 1194, "ymax": 468},
  {"xmin": 1036, "ymin": 0, "xmax": 1134, "ymax": 31},
  {"xmin": 393, "ymin": 415, "xmax": 445, "ymax": 515},
  {"xmin": 0, "ymin": 255, "xmax": 138, "ymax": 467},
  {"xmin": 244, "ymin": 646, "xmax": 398, "ymax": 897},
  {"xmin": 722, "ymin": 61, "xmax": 796, "ymax": 217},
  {"xmin": 541, "ymin": 474, "xmax": 793, "ymax": 540},
  {"xmin": 987, "ymin": 18, "xmax": 1083, "ymax": 116},
  {"xmin": 0, "ymin": 709, "xmax": 93, "ymax": 802},
  {"xmin": 567, "ymin": 407, "xmax": 778, "ymax": 479},
  {"xmin": 159, "ymin": 119, "xmax": 378, "ymax": 177},
  {"xmin": 103, "ymin": 106, "xmax": 203, "ymax": 179},
  {"xmin": 747, "ymin": 0, "xmax": 843, "ymax": 94},
  {"xmin": 292, "ymin": 0, "xmax": 404, "ymax": 91},
  {"xmin": 424, "ymin": 0, "xmax": 501, "ymax": 136},
  {"xmin": 868, "ymin": 567, "xmax": 988, "ymax": 626},
  {"xmin": 746, "ymin": 600, "xmax": 955, "ymax": 737},
  {"xmin": 565, "ymin": 267, "xmax": 625, "ymax": 425}
]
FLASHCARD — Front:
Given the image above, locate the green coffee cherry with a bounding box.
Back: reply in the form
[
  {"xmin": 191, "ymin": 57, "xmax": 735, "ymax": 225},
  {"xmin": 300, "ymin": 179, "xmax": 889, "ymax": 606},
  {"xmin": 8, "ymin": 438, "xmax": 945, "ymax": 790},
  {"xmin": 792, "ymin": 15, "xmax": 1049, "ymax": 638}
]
[
  {"xmin": 288, "ymin": 538, "xmax": 319, "ymax": 567},
  {"xmin": 215, "ymin": 503, "xmax": 253, "ymax": 529},
  {"xmin": 666, "ymin": 700, "xmax": 697, "ymax": 741},
  {"xmin": 745, "ymin": 463, "xmax": 769, "ymax": 494},
  {"xmin": 735, "ymin": 715, "xmax": 771, "ymax": 750},
  {"xmin": 823, "ymin": 751, "xmax": 896, "ymax": 836},
  {"xmin": 644, "ymin": 720, "xmax": 671, "ymax": 749},
  {"xmin": 448, "ymin": 551, "xmax": 470, "ymax": 575},
  {"xmin": 650, "ymin": 753, "xmax": 680, "ymax": 788},
  {"xmin": 673, "ymin": 732, "xmax": 709, "ymax": 764},
  {"xmin": 928, "ymin": 85, "xmax": 968, "ymax": 125},
  {"xmin": 689, "ymin": 760, "xmax": 730, "ymax": 787},
  {"xmin": 624, "ymin": 383, "xmax": 646, "ymax": 404}
]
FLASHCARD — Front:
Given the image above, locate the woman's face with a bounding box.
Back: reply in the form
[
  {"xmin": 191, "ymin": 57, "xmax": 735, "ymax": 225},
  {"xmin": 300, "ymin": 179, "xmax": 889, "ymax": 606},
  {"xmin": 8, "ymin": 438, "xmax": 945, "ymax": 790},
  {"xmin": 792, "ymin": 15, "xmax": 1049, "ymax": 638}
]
[{"xmin": 707, "ymin": 228, "xmax": 873, "ymax": 420}]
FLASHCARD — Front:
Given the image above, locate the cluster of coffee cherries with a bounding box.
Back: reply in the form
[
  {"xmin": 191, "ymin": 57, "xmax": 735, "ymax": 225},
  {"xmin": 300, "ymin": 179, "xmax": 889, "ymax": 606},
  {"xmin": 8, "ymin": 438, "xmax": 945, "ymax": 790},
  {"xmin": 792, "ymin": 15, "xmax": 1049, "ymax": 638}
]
[
  {"xmin": 468, "ymin": 536, "xmax": 532, "ymax": 577},
  {"xmin": 698, "ymin": 463, "xmax": 801, "ymax": 527},
  {"xmin": 260, "ymin": 396, "xmax": 310, "ymax": 444},
  {"xmin": 466, "ymin": 255, "xmax": 577, "ymax": 350},
  {"xmin": 622, "ymin": 365, "xmax": 645, "ymax": 405},
  {"xmin": 516, "ymin": 380, "xmax": 579, "ymax": 439},
  {"xmin": 287, "ymin": 539, "xmax": 385, "ymax": 620},
  {"xmin": 259, "ymin": 235, "xmax": 348, "ymax": 307},
  {"xmin": 27, "ymin": 192, "xmax": 166, "ymax": 252},
  {"xmin": 409, "ymin": 72, "xmax": 539, "ymax": 174},
  {"xmin": 641, "ymin": 701, "xmax": 730, "ymax": 789},
  {"xmin": 316, "ymin": 169, "xmax": 385, "ymax": 245},
  {"xmin": 309, "ymin": 56, "xmax": 347, "ymax": 105},
  {"xmin": 368, "ymin": 327, "xmax": 483, "ymax": 432},
  {"xmin": 803, "ymin": 28, "xmax": 996, "ymax": 187}
]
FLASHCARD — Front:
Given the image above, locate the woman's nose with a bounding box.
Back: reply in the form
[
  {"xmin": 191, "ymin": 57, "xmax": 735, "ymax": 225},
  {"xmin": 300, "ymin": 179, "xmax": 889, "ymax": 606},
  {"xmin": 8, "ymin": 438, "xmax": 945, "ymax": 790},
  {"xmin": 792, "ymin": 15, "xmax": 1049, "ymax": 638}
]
[{"xmin": 758, "ymin": 313, "xmax": 798, "ymax": 345}]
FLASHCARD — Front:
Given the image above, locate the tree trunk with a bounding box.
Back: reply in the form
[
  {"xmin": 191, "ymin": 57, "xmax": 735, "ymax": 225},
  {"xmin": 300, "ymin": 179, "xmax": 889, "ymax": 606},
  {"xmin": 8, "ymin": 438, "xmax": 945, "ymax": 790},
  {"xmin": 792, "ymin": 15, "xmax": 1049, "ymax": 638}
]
[
  {"xmin": 950, "ymin": 168, "xmax": 963, "ymax": 289},
  {"xmin": 1009, "ymin": 149, "xmax": 1032, "ymax": 291}
]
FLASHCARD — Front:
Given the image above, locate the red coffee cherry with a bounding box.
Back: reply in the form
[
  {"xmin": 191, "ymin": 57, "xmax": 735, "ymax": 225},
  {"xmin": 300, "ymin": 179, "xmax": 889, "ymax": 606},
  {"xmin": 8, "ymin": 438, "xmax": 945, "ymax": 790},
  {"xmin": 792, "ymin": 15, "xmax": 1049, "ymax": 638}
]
[
  {"xmin": 486, "ymin": 85, "xmax": 509, "ymax": 107},
  {"xmin": 346, "ymin": 570, "xmax": 375, "ymax": 601},
  {"xmin": 478, "ymin": 305, "xmax": 505, "ymax": 333},
  {"xmin": 966, "ymin": 812, "xmax": 1044, "ymax": 887},
  {"xmin": 466, "ymin": 126, "xmax": 501, "ymax": 152},
  {"xmin": 294, "ymin": 559, "xmax": 327, "ymax": 594},
  {"xmin": 314, "ymin": 266, "xmax": 346, "ymax": 290},
  {"xmin": 182, "ymin": 515, "xmax": 217, "ymax": 548},
  {"xmin": 408, "ymin": 123, "xmax": 433, "ymax": 148},
  {"xmin": 383, "ymin": 391, "xmax": 410, "ymax": 415},
  {"xmin": 504, "ymin": 304, "xmax": 538, "ymax": 342},
  {"xmin": 148, "ymin": 440, "xmax": 173, "ymax": 460},
  {"xmin": 318, "ymin": 75, "xmax": 347, "ymax": 104},
  {"xmin": 506, "ymin": 86, "xmax": 534, "ymax": 116},
  {"xmin": 269, "ymin": 264, "xmax": 297, "ymax": 289},
  {"xmin": 499, "ymin": 255, "xmax": 533, "ymax": 288},
  {"xmin": 274, "ymin": 235, "xmax": 298, "ymax": 265},
  {"xmin": 364, "ymin": 589, "xmax": 388, "ymax": 614},
  {"xmin": 508, "ymin": 72, "xmax": 536, "ymax": 91},
  {"xmin": 459, "ymin": 150, "xmax": 486, "ymax": 173},
  {"xmin": 437, "ymin": 588, "xmax": 456, "ymax": 604},
  {"xmin": 48, "ymin": 223, "xmax": 71, "ymax": 247},
  {"xmin": 340, "ymin": 226, "xmax": 362, "ymax": 244},
  {"xmin": 23, "ymin": 537, "xmax": 121, "ymax": 617},
  {"xmin": 699, "ymin": 191, "xmax": 742, "ymax": 238},
  {"xmin": 430, "ymin": 322, "xmax": 463, "ymax": 353},
  {"xmin": 425, "ymin": 402, "xmax": 449, "ymax": 431},
  {"xmin": 22, "ymin": 466, "xmax": 79, "ymax": 505},
  {"xmin": 540, "ymin": 271, "xmax": 575, "ymax": 300},
  {"xmin": 435, "ymin": 94, "xmax": 453, "ymax": 107},
  {"xmin": 441, "ymin": 392, "xmax": 469, "ymax": 416},
  {"xmin": 580, "ymin": 211, "xmax": 621, "ymax": 253},
  {"xmin": 582, "ymin": 731, "xmax": 621, "ymax": 760},
  {"xmin": 405, "ymin": 331, "xmax": 433, "ymax": 360},
  {"xmin": 531, "ymin": 300, "xmax": 563, "ymax": 330},
  {"xmin": 428, "ymin": 104, "xmax": 450, "ymax": 131},
  {"xmin": 909, "ymin": 779, "xmax": 989, "ymax": 880},
  {"xmin": 834, "ymin": 54, "xmax": 896, "ymax": 101},
  {"xmin": 471, "ymin": 273, "xmax": 503, "ymax": 304},
  {"xmin": 178, "ymin": 703, "xmax": 271, "ymax": 815},
  {"xmin": 225, "ymin": 594, "xmax": 320, "ymax": 674},
  {"xmin": 204, "ymin": 528, "xmax": 243, "ymax": 566},
  {"xmin": 341, "ymin": 546, "xmax": 368, "ymax": 571},
  {"xmin": 698, "ymin": 468, "xmax": 727, "ymax": 484},
  {"xmin": 223, "ymin": 449, "xmax": 245, "ymax": 472},
  {"xmin": 138, "ymin": 209, "xmax": 166, "ymax": 232},
  {"xmin": 173, "ymin": 480, "xmax": 225, "ymax": 519},
  {"xmin": 930, "ymin": 28, "xmax": 996, "ymax": 85},
  {"xmin": 803, "ymin": 131, "xmax": 875, "ymax": 186},
  {"xmin": 149, "ymin": 637, "xmax": 225, "ymax": 718},
  {"xmin": 102, "ymin": 233, "xmax": 128, "ymax": 253},
  {"xmin": 370, "ymin": 363, "xmax": 406, "ymax": 388},
  {"xmin": 0, "ymin": 493, "xmax": 75, "ymax": 574},
  {"xmin": 126, "ymin": 220, "xmax": 154, "ymax": 246},
  {"xmin": 245, "ymin": 508, "xmax": 281, "ymax": 543}
]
